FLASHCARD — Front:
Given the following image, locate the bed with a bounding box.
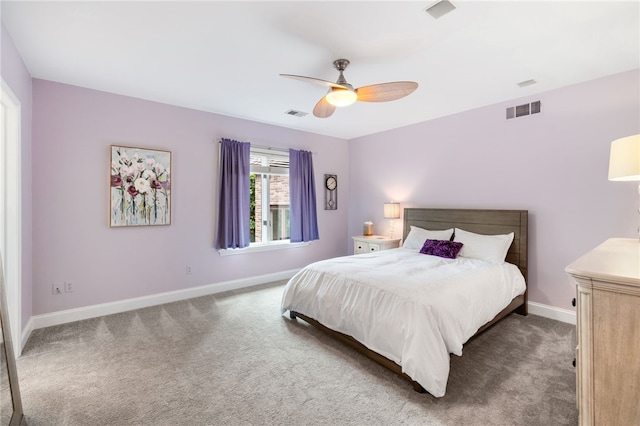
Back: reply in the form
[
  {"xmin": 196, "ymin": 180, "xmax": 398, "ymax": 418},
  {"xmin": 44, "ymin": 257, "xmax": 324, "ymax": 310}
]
[{"xmin": 281, "ymin": 208, "xmax": 528, "ymax": 397}]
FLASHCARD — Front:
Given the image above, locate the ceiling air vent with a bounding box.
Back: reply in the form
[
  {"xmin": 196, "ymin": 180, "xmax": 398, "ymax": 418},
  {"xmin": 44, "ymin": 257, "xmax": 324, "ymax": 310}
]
[
  {"xmin": 285, "ymin": 109, "xmax": 308, "ymax": 117},
  {"xmin": 425, "ymin": 0, "xmax": 456, "ymax": 19},
  {"xmin": 506, "ymin": 101, "xmax": 541, "ymax": 120},
  {"xmin": 517, "ymin": 79, "xmax": 537, "ymax": 88}
]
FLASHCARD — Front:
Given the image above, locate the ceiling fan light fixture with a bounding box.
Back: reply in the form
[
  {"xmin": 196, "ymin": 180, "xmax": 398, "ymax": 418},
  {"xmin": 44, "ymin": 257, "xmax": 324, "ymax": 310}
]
[{"xmin": 325, "ymin": 88, "xmax": 357, "ymax": 107}]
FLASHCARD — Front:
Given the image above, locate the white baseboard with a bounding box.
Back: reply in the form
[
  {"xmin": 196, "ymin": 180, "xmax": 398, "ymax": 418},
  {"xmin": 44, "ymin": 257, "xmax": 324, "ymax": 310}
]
[
  {"xmin": 528, "ymin": 301, "xmax": 576, "ymax": 325},
  {"xmin": 19, "ymin": 317, "xmax": 34, "ymax": 356},
  {"xmin": 21, "ymin": 273, "xmax": 574, "ymax": 354},
  {"xmin": 27, "ymin": 269, "xmax": 299, "ymax": 334}
]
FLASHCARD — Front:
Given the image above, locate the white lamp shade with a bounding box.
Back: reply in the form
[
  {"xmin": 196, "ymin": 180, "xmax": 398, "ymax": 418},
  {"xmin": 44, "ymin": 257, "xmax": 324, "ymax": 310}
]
[
  {"xmin": 383, "ymin": 202, "xmax": 401, "ymax": 219},
  {"xmin": 608, "ymin": 134, "xmax": 640, "ymax": 181},
  {"xmin": 325, "ymin": 88, "xmax": 357, "ymax": 107}
]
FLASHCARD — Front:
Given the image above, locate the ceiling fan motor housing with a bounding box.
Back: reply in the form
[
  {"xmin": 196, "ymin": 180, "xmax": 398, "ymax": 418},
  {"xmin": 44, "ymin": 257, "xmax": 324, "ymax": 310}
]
[
  {"xmin": 333, "ymin": 59, "xmax": 350, "ymax": 71},
  {"xmin": 332, "ymin": 59, "xmax": 352, "ymax": 87}
]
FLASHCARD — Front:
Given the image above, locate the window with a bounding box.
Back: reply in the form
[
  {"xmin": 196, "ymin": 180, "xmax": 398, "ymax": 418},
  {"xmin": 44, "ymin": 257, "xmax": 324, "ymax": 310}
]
[
  {"xmin": 216, "ymin": 141, "xmax": 316, "ymax": 254},
  {"xmin": 250, "ymin": 148, "xmax": 290, "ymax": 245}
]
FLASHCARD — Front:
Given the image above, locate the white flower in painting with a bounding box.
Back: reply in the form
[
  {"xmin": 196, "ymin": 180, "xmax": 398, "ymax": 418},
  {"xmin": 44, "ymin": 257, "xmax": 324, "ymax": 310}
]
[
  {"xmin": 120, "ymin": 165, "xmax": 134, "ymax": 177},
  {"xmin": 154, "ymin": 163, "xmax": 165, "ymax": 174},
  {"xmin": 145, "ymin": 157, "xmax": 156, "ymax": 168},
  {"xmin": 135, "ymin": 161, "xmax": 146, "ymax": 173},
  {"xmin": 111, "ymin": 161, "xmax": 120, "ymax": 173},
  {"xmin": 134, "ymin": 177, "xmax": 151, "ymax": 194},
  {"xmin": 132, "ymin": 153, "xmax": 140, "ymax": 162},
  {"xmin": 142, "ymin": 169, "xmax": 156, "ymax": 180}
]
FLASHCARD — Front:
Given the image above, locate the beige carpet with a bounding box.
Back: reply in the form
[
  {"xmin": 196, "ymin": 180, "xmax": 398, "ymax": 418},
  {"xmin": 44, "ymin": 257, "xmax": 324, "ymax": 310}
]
[{"xmin": 16, "ymin": 281, "xmax": 578, "ymax": 425}]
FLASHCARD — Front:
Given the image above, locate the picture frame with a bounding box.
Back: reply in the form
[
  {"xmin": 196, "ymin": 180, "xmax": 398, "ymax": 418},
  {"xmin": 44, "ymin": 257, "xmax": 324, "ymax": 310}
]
[{"xmin": 110, "ymin": 145, "xmax": 172, "ymax": 227}]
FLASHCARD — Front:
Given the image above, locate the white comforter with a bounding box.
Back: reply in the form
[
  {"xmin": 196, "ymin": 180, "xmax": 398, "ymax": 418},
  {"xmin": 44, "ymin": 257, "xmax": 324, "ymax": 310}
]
[{"xmin": 280, "ymin": 247, "xmax": 526, "ymax": 397}]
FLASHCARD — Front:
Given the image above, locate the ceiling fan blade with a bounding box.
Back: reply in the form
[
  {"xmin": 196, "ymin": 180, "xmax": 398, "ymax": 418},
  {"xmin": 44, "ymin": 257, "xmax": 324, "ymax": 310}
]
[
  {"xmin": 313, "ymin": 96, "xmax": 336, "ymax": 118},
  {"xmin": 355, "ymin": 81, "xmax": 418, "ymax": 102},
  {"xmin": 280, "ymin": 74, "xmax": 350, "ymax": 90}
]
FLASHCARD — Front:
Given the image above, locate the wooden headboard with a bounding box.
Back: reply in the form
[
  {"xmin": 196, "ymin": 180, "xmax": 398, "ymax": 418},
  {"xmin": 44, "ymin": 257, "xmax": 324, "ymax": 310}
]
[{"xmin": 402, "ymin": 208, "xmax": 528, "ymax": 282}]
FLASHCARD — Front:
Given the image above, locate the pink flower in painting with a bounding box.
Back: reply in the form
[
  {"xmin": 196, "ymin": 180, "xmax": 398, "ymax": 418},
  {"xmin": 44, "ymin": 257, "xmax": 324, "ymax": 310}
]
[
  {"xmin": 142, "ymin": 169, "xmax": 156, "ymax": 180},
  {"xmin": 127, "ymin": 185, "xmax": 139, "ymax": 197},
  {"xmin": 151, "ymin": 179, "xmax": 162, "ymax": 189},
  {"xmin": 111, "ymin": 175, "xmax": 123, "ymax": 187}
]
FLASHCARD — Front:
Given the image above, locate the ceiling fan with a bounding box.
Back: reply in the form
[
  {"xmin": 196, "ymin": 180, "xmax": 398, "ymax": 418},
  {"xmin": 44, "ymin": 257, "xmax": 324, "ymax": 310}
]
[{"xmin": 280, "ymin": 59, "xmax": 418, "ymax": 118}]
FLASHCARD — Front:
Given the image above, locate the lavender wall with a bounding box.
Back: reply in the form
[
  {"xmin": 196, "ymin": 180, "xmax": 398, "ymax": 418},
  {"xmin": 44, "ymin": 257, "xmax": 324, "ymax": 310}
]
[
  {"xmin": 32, "ymin": 79, "xmax": 349, "ymax": 315},
  {"xmin": 10, "ymin": 25, "xmax": 640, "ymax": 321},
  {"xmin": 1, "ymin": 23, "xmax": 33, "ymax": 333},
  {"xmin": 348, "ymin": 69, "xmax": 640, "ymax": 310}
]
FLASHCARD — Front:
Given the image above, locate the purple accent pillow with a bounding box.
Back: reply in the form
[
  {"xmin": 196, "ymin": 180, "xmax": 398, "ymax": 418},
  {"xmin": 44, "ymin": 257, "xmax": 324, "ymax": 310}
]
[{"xmin": 419, "ymin": 239, "xmax": 464, "ymax": 259}]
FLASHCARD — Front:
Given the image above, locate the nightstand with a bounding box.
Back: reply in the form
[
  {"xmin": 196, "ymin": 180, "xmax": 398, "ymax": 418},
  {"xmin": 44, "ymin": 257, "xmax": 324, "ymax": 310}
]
[{"xmin": 352, "ymin": 235, "xmax": 401, "ymax": 254}]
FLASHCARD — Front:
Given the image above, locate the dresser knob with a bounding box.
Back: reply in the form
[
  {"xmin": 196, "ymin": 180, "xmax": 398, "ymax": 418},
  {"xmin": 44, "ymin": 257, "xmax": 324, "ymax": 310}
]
[{"xmin": 572, "ymin": 298, "xmax": 576, "ymax": 307}]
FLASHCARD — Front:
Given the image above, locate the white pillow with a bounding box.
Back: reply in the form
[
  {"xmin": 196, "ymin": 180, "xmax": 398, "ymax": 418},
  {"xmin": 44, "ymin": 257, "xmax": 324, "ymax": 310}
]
[
  {"xmin": 403, "ymin": 226, "xmax": 454, "ymax": 250},
  {"xmin": 453, "ymin": 228, "xmax": 514, "ymax": 263}
]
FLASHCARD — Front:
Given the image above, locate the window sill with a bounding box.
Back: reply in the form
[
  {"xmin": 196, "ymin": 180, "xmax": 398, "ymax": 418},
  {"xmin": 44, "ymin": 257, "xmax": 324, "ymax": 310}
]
[{"xmin": 218, "ymin": 241, "xmax": 310, "ymax": 256}]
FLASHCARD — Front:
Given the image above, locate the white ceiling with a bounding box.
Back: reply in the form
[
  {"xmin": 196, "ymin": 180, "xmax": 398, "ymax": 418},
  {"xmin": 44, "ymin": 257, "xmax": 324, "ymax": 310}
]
[{"xmin": 2, "ymin": 1, "xmax": 639, "ymax": 139}]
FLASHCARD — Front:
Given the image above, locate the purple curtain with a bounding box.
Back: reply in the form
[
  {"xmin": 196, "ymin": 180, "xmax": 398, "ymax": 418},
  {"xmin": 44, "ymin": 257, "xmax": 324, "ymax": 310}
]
[
  {"xmin": 289, "ymin": 149, "xmax": 319, "ymax": 243},
  {"xmin": 216, "ymin": 139, "xmax": 251, "ymax": 249}
]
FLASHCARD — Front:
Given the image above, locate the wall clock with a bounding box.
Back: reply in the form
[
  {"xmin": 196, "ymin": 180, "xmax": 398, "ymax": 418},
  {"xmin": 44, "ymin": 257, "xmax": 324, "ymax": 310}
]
[{"xmin": 324, "ymin": 174, "xmax": 337, "ymax": 210}]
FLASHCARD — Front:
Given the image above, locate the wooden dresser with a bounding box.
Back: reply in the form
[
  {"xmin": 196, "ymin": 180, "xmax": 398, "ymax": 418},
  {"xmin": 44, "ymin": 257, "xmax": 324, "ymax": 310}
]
[{"xmin": 565, "ymin": 238, "xmax": 640, "ymax": 426}]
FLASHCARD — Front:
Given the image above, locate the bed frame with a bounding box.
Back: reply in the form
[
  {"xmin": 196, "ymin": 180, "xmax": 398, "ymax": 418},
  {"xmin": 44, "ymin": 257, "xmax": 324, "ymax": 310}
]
[{"xmin": 290, "ymin": 208, "xmax": 528, "ymax": 393}]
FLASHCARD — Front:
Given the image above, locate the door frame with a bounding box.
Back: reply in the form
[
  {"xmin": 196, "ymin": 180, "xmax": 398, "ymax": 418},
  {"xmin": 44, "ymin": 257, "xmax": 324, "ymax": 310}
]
[{"xmin": 1, "ymin": 78, "xmax": 23, "ymax": 357}]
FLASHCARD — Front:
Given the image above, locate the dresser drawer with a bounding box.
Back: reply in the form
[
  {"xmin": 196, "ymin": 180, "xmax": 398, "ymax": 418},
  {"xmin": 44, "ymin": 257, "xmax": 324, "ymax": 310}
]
[
  {"xmin": 353, "ymin": 236, "xmax": 401, "ymax": 254},
  {"xmin": 354, "ymin": 241, "xmax": 383, "ymax": 253},
  {"xmin": 354, "ymin": 241, "xmax": 369, "ymax": 254}
]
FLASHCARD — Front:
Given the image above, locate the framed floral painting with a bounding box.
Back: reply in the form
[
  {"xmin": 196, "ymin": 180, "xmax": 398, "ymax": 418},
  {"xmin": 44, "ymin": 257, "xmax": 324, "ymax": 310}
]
[{"xmin": 110, "ymin": 145, "xmax": 171, "ymax": 227}]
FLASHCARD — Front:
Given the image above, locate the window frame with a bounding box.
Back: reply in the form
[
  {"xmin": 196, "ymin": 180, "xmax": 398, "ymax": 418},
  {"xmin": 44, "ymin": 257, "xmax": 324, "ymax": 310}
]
[{"xmin": 250, "ymin": 148, "xmax": 290, "ymax": 246}]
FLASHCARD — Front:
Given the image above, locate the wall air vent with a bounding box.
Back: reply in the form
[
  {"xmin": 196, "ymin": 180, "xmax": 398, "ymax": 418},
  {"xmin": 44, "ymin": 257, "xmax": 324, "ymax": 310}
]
[
  {"xmin": 285, "ymin": 109, "xmax": 308, "ymax": 117},
  {"xmin": 531, "ymin": 100, "xmax": 541, "ymax": 114},
  {"xmin": 506, "ymin": 100, "xmax": 541, "ymax": 120},
  {"xmin": 516, "ymin": 103, "xmax": 530, "ymax": 117}
]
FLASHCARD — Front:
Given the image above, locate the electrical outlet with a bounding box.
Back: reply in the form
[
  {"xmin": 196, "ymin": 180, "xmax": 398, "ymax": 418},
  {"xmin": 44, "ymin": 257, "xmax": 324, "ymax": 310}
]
[
  {"xmin": 52, "ymin": 283, "xmax": 62, "ymax": 295},
  {"xmin": 186, "ymin": 266, "xmax": 192, "ymax": 275},
  {"xmin": 64, "ymin": 282, "xmax": 73, "ymax": 293}
]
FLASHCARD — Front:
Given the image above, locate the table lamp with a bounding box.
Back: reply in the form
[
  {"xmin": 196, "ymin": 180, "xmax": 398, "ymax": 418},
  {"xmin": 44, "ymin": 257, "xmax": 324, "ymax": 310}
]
[
  {"xmin": 383, "ymin": 202, "xmax": 401, "ymax": 239},
  {"xmin": 608, "ymin": 134, "xmax": 640, "ymax": 239}
]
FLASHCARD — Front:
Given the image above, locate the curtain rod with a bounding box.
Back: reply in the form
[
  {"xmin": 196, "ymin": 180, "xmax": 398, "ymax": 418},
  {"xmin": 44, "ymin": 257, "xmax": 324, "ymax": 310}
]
[{"xmin": 217, "ymin": 140, "xmax": 315, "ymax": 155}]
